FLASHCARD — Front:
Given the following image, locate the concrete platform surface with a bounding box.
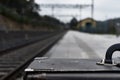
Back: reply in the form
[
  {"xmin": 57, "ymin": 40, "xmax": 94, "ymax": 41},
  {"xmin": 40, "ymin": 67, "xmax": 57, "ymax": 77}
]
[{"xmin": 45, "ymin": 30, "xmax": 120, "ymax": 59}]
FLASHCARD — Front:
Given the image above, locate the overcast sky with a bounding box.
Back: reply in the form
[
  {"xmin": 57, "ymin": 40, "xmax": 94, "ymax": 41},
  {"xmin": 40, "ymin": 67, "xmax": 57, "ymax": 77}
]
[{"xmin": 35, "ymin": 0, "xmax": 120, "ymax": 22}]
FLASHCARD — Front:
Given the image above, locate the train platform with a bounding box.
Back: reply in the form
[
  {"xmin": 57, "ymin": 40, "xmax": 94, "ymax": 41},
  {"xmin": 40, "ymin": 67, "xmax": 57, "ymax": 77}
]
[{"xmin": 45, "ymin": 30, "xmax": 120, "ymax": 59}]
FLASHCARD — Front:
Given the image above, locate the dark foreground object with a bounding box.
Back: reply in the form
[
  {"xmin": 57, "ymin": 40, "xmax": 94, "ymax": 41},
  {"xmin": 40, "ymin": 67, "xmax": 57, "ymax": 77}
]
[
  {"xmin": 24, "ymin": 43, "xmax": 120, "ymax": 80},
  {"xmin": 24, "ymin": 57, "xmax": 120, "ymax": 80}
]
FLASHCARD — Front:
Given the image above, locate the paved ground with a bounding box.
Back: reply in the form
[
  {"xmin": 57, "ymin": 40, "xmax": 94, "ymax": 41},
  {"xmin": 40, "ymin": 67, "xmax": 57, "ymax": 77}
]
[
  {"xmin": 20, "ymin": 30, "xmax": 120, "ymax": 80},
  {"xmin": 45, "ymin": 30, "xmax": 120, "ymax": 59}
]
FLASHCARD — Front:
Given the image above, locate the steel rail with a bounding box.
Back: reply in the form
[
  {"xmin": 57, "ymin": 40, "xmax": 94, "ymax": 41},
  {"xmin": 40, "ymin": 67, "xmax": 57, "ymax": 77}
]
[{"xmin": 0, "ymin": 31, "xmax": 66, "ymax": 80}]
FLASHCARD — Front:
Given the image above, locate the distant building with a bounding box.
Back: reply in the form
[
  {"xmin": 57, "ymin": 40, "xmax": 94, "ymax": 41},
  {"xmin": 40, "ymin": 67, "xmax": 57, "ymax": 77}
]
[{"xmin": 77, "ymin": 18, "xmax": 96, "ymax": 32}]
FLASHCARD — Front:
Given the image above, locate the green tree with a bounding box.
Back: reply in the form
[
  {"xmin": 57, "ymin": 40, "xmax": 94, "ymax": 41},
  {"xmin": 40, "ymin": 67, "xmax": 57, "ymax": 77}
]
[
  {"xmin": 70, "ymin": 17, "xmax": 78, "ymax": 30},
  {"xmin": 0, "ymin": 0, "xmax": 40, "ymax": 14}
]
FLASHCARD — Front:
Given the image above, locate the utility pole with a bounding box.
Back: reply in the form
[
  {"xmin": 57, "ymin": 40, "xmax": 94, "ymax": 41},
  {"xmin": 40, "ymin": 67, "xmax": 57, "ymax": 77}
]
[
  {"xmin": 91, "ymin": 0, "xmax": 94, "ymax": 19},
  {"xmin": 51, "ymin": 6, "xmax": 55, "ymax": 17},
  {"xmin": 79, "ymin": 6, "xmax": 82, "ymax": 21}
]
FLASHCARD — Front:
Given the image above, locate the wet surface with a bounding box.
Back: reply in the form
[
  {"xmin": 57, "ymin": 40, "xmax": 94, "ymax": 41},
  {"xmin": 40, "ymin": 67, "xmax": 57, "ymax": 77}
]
[
  {"xmin": 45, "ymin": 31, "xmax": 120, "ymax": 59},
  {"xmin": 25, "ymin": 31, "xmax": 120, "ymax": 80}
]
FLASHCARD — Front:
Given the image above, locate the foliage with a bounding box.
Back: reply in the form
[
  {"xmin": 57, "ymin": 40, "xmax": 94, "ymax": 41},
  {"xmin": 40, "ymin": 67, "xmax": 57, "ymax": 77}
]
[
  {"xmin": 69, "ymin": 18, "xmax": 78, "ymax": 30},
  {"xmin": 0, "ymin": 0, "xmax": 64, "ymax": 30},
  {"xmin": 0, "ymin": 0, "xmax": 40, "ymax": 14}
]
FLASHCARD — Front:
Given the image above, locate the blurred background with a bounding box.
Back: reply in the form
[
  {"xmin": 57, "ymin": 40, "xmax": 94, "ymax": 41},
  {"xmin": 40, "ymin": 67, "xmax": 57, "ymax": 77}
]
[{"xmin": 0, "ymin": 0, "xmax": 120, "ymax": 34}]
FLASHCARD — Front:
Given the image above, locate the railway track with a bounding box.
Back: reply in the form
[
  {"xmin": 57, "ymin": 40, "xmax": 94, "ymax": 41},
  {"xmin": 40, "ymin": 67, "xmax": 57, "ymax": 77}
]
[
  {"xmin": 0, "ymin": 31, "xmax": 66, "ymax": 80},
  {"xmin": 0, "ymin": 31, "xmax": 60, "ymax": 55}
]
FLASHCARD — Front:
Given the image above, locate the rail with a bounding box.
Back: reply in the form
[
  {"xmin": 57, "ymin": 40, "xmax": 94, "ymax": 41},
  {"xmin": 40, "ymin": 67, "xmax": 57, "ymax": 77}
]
[{"xmin": 0, "ymin": 31, "xmax": 66, "ymax": 80}]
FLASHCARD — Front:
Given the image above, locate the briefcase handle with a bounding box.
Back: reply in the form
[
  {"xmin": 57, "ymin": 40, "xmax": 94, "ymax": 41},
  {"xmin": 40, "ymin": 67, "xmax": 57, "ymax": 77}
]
[{"xmin": 97, "ymin": 43, "xmax": 120, "ymax": 65}]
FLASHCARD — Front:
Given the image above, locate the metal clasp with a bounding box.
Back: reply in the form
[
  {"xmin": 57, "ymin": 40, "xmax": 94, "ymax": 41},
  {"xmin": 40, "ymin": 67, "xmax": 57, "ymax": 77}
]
[
  {"xmin": 96, "ymin": 59, "xmax": 116, "ymax": 66},
  {"xmin": 97, "ymin": 43, "xmax": 120, "ymax": 66}
]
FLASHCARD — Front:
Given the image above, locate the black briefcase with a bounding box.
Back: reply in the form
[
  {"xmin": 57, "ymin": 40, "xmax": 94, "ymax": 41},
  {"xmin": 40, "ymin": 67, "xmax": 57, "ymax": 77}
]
[{"xmin": 24, "ymin": 57, "xmax": 120, "ymax": 80}]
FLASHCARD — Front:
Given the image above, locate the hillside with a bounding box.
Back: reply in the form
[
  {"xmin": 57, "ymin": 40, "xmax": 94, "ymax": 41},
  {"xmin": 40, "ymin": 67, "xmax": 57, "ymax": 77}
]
[
  {"xmin": 96, "ymin": 18, "xmax": 120, "ymax": 34},
  {"xmin": 0, "ymin": 0, "xmax": 65, "ymax": 31}
]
